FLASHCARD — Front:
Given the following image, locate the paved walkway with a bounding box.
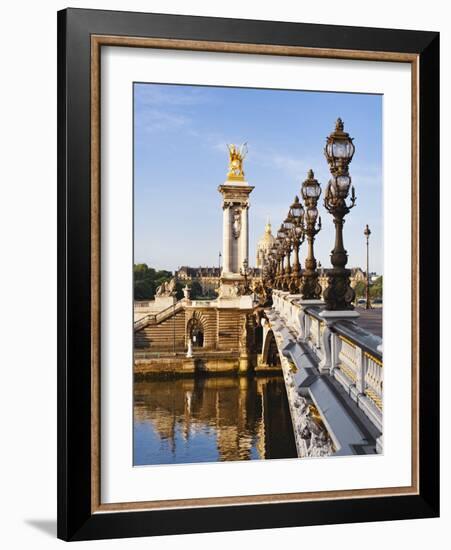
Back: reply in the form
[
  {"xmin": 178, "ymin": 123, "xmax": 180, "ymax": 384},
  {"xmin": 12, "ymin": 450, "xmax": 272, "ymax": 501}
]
[{"xmin": 355, "ymin": 307, "xmax": 383, "ymax": 338}]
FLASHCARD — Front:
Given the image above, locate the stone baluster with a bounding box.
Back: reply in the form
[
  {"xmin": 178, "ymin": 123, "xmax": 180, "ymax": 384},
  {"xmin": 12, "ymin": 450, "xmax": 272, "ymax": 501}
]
[
  {"xmin": 318, "ymin": 322, "xmax": 332, "ymax": 373},
  {"xmin": 305, "ymin": 313, "xmax": 312, "ymax": 345},
  {"xmin": 365, "ymin": 355, "xmax": 383, "ymax": 402},
  {"xmin": 289, "ymin": 302, "xmax": 298, "ymax": 330},
  {"xmin": 282, "ymin": 294, "xmax": 289, "ymax": 320},
  {"xmin": 330, "ymin": 331, "xmax": 342, "ymax": 375},
  {"xmin": 355, "ymin": 346, "xmax": 366, "ymax": 394},
  {"xmin": 308, "ymin": 318, "xmax": 314, "ymax": 343},
  {"xmin": 317, "ymin": 320, "xmax": 322, "ymax": 350},
  {"xmin": 297, "ymin": 308, "xmax": 306, "ymax": 341}
]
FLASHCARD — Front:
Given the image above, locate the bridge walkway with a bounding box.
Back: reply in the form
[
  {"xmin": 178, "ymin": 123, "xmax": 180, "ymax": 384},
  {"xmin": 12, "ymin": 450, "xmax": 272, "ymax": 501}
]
[{"xmin": 266, "ymin": 307, "xmax": 382, "ymax": 457}]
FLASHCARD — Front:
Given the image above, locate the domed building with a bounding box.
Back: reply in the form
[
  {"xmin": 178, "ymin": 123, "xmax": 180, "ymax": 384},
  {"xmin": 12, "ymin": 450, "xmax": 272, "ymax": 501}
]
[{"xmin": 256, "ymin": 219, "xmax": 275, "ymax": 269}]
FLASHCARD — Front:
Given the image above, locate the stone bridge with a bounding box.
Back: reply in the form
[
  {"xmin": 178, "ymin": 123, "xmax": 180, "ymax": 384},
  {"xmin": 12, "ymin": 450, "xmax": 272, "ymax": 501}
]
[
  {"xmin": 262, "ymin": 290, "xmax": 383, "ymax": 458},
  {"xmin": 134, "ymin": 290, "xmax": 383, "ymax": 458}
]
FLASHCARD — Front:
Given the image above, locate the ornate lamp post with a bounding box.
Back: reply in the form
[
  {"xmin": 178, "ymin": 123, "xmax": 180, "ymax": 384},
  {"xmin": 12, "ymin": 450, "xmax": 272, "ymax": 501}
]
[
  {"xmin": 240, "ymin": 257, "xmax": 250, "ymax": 294},
  {"xmin": 265, "ymin": 250, "xmax": 275, "ymax": 288},
  {"xmin": 300, "ymin": 169, "xmax": 322, "ymax": 300},
  {"xmin": 265, "ymin": 245, "xmax": 275, "ymax": 287},
  {"xmin": 276, "ymin": 224, "xmax": 287, "ymax": 289},
  {"xmin": 273, "ymin": 243, "xmax": 282, "ymax": 289},
  {"xmin": 271, "ymin": 251, "xmax": 278, "ymax": 288},
  {"xmin": 272, "ymin": 242, "xmax": 280, "ymax": 289},
  {"xmin": 283, "ymin": 214, "xmax": 294, "ymax": 290},
  {"xmin": 364, "ymin": 224, "xmax": 372, "ymax": 309},
  {"xmin": 288, "ymin": 196, "xmax": 305, "ymax": 292},
  {"xmin": 258, "ymin": 248, "xmax": 275, "ymax": 305},
  {"xmin": 323, "ymin": 118, "xmax": 357, "ymax": 311}
]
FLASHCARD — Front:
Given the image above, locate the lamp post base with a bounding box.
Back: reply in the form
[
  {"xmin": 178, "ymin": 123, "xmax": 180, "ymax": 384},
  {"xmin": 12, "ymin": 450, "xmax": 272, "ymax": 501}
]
[
  {"xmin": 319, "ymin": 309, "xmax": 360, "ymax": 321},
  {"xmin": 299, "ymin": 299, "xmax": 324, "ymax": 306},
  {"xmin": 323, "ymin": 268, "xmax": 356, "ymax": 311}
]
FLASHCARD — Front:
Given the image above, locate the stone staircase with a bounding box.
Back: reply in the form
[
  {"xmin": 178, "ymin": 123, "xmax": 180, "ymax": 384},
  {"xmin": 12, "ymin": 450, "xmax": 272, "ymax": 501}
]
[{"xmin": 134, "ymin": 300, "xmax": 185, "ymax": 332}]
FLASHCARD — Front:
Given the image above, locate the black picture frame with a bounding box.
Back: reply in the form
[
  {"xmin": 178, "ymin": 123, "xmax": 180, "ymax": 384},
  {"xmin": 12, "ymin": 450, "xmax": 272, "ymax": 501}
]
[{"xmin": 57, "ymin": 7, "xmax": 439, "ymax": 541}]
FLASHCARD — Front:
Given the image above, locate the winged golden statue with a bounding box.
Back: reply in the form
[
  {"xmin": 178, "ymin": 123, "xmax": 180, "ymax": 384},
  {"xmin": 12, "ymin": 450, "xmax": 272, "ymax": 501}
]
[{"xmin": 227, "ymin": 143, "xmax": 248, "ymax": 180}]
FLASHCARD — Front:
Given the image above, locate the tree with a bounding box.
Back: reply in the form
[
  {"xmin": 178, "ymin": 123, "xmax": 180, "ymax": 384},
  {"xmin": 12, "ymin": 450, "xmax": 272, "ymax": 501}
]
[
  {"xmin": 174, "ymin": 281, "xmax": 184, "ymax": 301},
  {"xmin": 353, "ymin": 281, "xmax": 366, "ymax": 298},
  {"xmin": 189, "ymin": 281, "xmax": 203, "ymax": 299},
  {"xmin": 133, "ymin": 264, "xmax": 172, "ymax": 300},
  {"xmin": 370, "ymin": 276, "xmax": 383, "ymax": 299}
]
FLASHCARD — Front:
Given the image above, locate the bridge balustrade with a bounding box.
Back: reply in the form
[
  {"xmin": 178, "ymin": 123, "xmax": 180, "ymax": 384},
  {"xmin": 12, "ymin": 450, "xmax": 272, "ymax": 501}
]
[{"xmin": 271, "ymin": 290, "xmax": 383, "ymax": 434}]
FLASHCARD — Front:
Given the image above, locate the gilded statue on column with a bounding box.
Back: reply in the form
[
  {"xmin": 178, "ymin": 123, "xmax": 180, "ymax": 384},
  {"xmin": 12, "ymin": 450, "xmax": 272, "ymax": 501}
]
[{"xmin": 227, "ymin": 143, "xmax": 247, "ymax": 180}]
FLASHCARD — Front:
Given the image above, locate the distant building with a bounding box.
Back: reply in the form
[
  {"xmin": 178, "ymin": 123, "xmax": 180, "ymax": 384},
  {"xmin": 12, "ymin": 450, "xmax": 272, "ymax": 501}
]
[
  {"xmin": 176, "ymin": 266, "xmax": 221, "ymax": 281},
  {"xmin": 317, "ymin": 266, "xmax": 367, "ymax": 295},
  {"xmin": 175, "ymin": 266, "xmax": 221, "ymax": 296},
  {"xmin": 256, "ymin": 220, "xmax": 275, "ymax": 269},
  {"xmin": 175, "ymin": 265, "xmax": 261, "ymax": 296}
]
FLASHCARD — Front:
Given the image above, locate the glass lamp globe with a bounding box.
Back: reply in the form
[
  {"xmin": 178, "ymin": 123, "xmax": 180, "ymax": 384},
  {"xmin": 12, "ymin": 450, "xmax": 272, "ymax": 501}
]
[
  {"xmin": 302, "ymin": 169, "xmax": 322, "ymax": 201},
  {"xmin": 325, "ymin": 118, "xmax": 355, "ymax": 167},
  {"xmin": 336, "ymin": 175, "xmax": 351, "ymax": 193},
  {"xmin": 289, "ymin": 195, "xmax": 304, "ymax": 219},
  {"xmin": 283, "ymin": 215, "xmax": 294, "ymax": 232}
]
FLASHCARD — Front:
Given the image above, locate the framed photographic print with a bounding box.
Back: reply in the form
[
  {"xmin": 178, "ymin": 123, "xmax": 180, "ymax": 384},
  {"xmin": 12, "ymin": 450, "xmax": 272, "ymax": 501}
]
[{"xmin": 57, "ymin": 8, "xmax": 439, "ymax": 541}]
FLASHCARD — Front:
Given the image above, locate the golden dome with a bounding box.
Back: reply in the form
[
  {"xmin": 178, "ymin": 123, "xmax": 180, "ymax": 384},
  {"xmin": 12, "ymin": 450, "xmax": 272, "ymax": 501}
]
[
  {"xmin": 258, "ymin": 219, "xmax": 275, "ymax": 246},
  {"xmin": 256, "ymin": 219, "xmax": 275, "ymax": 268}
]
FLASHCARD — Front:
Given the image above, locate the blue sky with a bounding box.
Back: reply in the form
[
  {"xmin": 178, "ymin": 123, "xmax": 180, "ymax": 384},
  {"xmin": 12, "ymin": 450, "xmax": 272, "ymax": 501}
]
[{"xmin": 134, "ymin": 83, "xmax": 383, "ymax": 274}]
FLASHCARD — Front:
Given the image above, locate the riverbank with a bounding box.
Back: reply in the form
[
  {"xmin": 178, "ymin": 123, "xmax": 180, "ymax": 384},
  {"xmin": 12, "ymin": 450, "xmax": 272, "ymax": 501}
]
[{"xmin": 134, "ymin": 351, "xmax": 282, "ymax": 378}]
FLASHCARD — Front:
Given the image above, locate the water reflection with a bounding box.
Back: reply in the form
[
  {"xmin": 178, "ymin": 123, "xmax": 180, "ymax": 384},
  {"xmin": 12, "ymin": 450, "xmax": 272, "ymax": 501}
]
[{"xmin": 134, "ymin": 375, "xmax": 297, "ymax": 465}]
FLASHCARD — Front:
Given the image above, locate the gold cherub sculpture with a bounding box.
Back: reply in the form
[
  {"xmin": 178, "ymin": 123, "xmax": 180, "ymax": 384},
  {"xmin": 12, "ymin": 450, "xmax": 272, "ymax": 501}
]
[{"xmin": 227, "ymin": 143, "xmax": 248, "ymax": 180}]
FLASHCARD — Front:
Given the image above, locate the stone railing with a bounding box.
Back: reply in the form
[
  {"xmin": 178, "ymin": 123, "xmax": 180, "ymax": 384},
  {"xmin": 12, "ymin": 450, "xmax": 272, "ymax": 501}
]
[
  {"xmin": 271, "ymin": 290, "xmax": 383, "ymax": 434},
  {"xmin": 134, "ymin": 300, "xmax": 185, "ymax": 332}
]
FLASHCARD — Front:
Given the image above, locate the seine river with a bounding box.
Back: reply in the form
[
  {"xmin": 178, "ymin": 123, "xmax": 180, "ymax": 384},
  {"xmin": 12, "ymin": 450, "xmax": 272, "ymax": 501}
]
[{"xmin": 134, "ymin": 374, "xmax": 297, "ymax": 465}]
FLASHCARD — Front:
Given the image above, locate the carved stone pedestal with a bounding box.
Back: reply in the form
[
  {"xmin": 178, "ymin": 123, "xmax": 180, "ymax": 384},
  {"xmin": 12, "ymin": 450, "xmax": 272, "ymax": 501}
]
[
  {"xmin": 296, "ymin": 299, "xmax": 324, "ymax": 342},
  {"xmin": 318, "ymin": 309, "xmax": 360, "ymax": 373}
]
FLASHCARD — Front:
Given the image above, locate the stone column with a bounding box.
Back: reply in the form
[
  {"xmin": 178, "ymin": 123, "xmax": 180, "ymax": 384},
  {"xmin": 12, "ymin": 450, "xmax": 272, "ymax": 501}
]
[
  {"xmin": 222, "ymin": 204, "xmax": 231, "ymax": 273},
  {"xmin": 240, "ymin": 205, "xmax": 249, "ymax": 271}
]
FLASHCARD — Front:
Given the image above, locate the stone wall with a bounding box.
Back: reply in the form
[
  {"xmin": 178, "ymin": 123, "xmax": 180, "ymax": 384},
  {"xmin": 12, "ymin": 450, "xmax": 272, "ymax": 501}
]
[{"xmin": 134, "ymin": 353, "xmax": 241, "ymax": 377}]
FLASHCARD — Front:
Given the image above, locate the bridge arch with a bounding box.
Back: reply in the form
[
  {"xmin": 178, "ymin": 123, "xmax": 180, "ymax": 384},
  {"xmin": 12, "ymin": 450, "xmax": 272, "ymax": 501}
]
[{"xmin": 261, "ymin": 328, "xmax": 281, "ymax": 367}]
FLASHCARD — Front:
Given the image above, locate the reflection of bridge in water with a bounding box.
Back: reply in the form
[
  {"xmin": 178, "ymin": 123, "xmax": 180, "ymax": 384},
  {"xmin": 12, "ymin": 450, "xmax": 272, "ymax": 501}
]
[{"xmin": 134, "ymin": 375, "xmax": 297, "ymax": 465}]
